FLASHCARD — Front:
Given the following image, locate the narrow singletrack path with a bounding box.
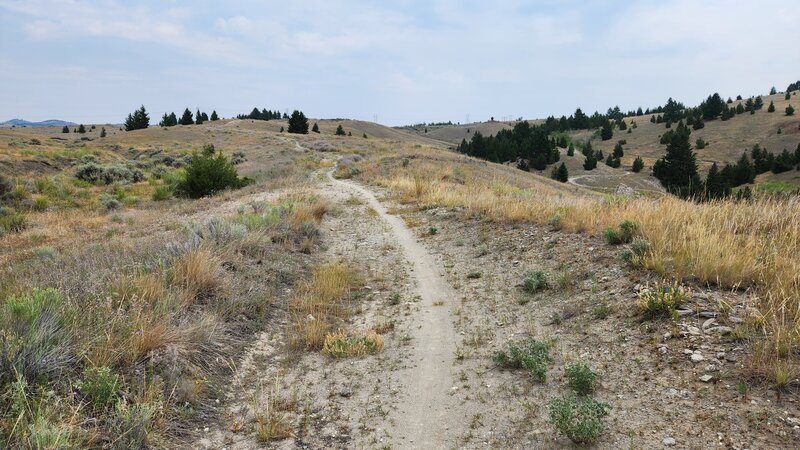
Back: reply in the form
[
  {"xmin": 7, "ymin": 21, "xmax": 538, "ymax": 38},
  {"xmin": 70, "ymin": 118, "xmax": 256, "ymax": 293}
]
[{"xmin": 327, "ymin": 170, "xmax": 463, "ymax": 449}]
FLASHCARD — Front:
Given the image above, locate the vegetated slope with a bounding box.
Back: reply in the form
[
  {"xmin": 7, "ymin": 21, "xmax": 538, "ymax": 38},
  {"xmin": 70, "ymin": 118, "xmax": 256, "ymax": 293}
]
[
  {"xmin": 581, "ymin": 90, "xmax": 800, "ymax": 174},
  {"xmin": 399, "ymin": 120, "xmax": 519, "ymax": 145}
]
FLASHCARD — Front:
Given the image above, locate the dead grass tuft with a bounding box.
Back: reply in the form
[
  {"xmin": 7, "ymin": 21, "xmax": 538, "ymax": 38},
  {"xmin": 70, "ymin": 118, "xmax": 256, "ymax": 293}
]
[{"xmin": 172, "ymin": 248, "xmax": 224, "ymax": 305}]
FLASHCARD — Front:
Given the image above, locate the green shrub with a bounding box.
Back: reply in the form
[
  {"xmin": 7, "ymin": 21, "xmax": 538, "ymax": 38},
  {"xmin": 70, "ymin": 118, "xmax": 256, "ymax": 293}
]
[
  {"xmin": 79, "ymin": 366, "xmax": 121, "ymax": 409},
  {"xmin": 75, "ymin": 162, "xmax": 144, "ymax": 185},
  {"xmin": 466, "ymin": 272, "xmax": 482, "ymax": 279},
  {"xmin": 428, "ymin": 226, "xmax": 438, "ymax": 235},
  {"xmin": 605, "ymin": 220, "xmax": 638, "ymax": 245},
  {"xmin": 548, "ymin": 394, "xmax": 611, "ymax": 444},
  {"xmin": 548, "ymin": 213, "xmax": 562, "ymax": 230},
  {"xmin": 174, "ymin": 145, "xmax": 250, "ymax": 198},
  {"xmin": 523, "ymin": 270, "xmax": 547, "ymax": 293},
  {"xmin": 151, "ymin": 186, "xmax": 171, "ymax": 201},
  {"xmin": 565, "ymin": 363, "xmax": 599, "ymax": 395},
  {"xmin": 492, "ymin": 338, "xmax": 552, "ymax": 382},
  {"xmin": 32, "ymin": 197, "xmax": 50, "ymax": 211},
  {"xmin": 191, "ymin": 216, "xmax": 248, "ymax": 244},
  {"xmin": 637, "ymin": 283, "xmax": 691, "ymax": 319}
]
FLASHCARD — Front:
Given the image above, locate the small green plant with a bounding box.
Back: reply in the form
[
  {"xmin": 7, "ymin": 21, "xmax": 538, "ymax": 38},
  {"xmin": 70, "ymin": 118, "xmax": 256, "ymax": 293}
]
[
  {"xmin": 565, "ymin": 363, "xmax": 599, "ymax": 396},
  {"xmin": 492, "ymin": 338, "xmax": 552, "ymax": 382},
  {"xmin": 79, "ymin": 366, "xmax": 121, "ymax": 409},
  {"xmin": 591, "ymin": 304, "xmax": 611, "ymax": 320},
  {"xmin": 466, "ymin": 272, "xmax": 482, "ymax": 279},
  {"xmin": 605, "ymin": 220, "xmax": 638, "ymax": 245},
  {"xmin": 637, "ymin": 283, "xmax": 691, "ymax": 319},
  {"xmin": 0, "ymin": 212, "xmax": 27, "ymax": 234},
  {"xmin": 548, "ymin": 394, "xmax": 611, "ymax": 444},
  {"xmin": 548, "ymin": 213, "xmax": 563, "ymax": 230},
  {"xmin": 151, "ymin": 185, "xmax": 171, "ymax": 201},
  {"xmin": 428, "ymin": 226, "xmax": 438, "ymax": 235},
  {"xmin": 523, "ymin": 270, "xmax": 547, "ymax": 293}
]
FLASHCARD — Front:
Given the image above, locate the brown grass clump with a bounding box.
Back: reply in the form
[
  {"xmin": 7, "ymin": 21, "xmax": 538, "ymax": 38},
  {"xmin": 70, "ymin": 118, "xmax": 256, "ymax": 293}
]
[
  {"xmin": 290, "ymin": 262, "xmax": 361, "ymax": 350},
  {"xmin": 172, "ymin": 248, "xmax": 224, "ymax": 305}
]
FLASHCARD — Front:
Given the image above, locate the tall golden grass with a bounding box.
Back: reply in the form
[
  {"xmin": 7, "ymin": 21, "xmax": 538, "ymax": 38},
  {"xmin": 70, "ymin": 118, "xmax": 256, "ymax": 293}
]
[{"xmin": 357, "ymin": 151, "xmax": 800, "ymax": 365}]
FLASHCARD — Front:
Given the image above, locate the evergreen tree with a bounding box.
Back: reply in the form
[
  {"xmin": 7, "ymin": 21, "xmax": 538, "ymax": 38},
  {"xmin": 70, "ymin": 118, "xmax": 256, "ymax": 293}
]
[
  {"xmin": 78, "ymin": 124, "xmax": 86, "ymax": 133},
  {"xmin": 124, "ymin": 105, "xmax": 150, "ymax": 131},
  {"xmin": 210, "ymin": 110, "xmax": 219, "ymax": 121},
  {"xmin": 160, "ymin": 113, "xmax": 170, "ymax": 127},
  {"xmin": 195, "ymin": 109, "xmax": 204, "ymax": 125},
  {"xmin": 733, "ymin": 153, "xmax": 756, "ymax": 185},
  {"xmin": 551, "ymin": 162, "xmax": 568, "ymax": 182},
  {"xmin": 735, "ymin": 103, "xmax": 745, "ymax": 114},
  {"xmin": 652, "ymin": 123, "xmax": 700, "ymax": 197},
  {"xmin": 786, "ymin": 92, "xmax": 792, "ymax": 100},
  {"xmin": 249, "ymin": 107, "xmax": 262, "ymax": 120},
  {"xmin": 745, "ymin": 98, "xmax": 755, "ymax": 112},
  {"xmin": 704, "ymin": 163, "xmax": 730, "ymax": 199},
  {"xmin": 613, "ymin": 142, "xmax": 624, "ymax": 159},
  {"xmin": 636, "ymin": 107, "xmax": 643, "ymax": 116},
  {"xmin": 180, "ymin": 108, "xmax": 194, "ymax": 125},
  {"xmin": 261, "ymin": 108, "xmax": 269, "ymax": 120},
  {"xmin": 768, "ymin": 101, "xmax": 776, "ymax": 112},
  {"xmin": 201, "ymin": 112, "xmax": 209, "ymax": 122},
  {"xmin": 168, "ymin": 112, "xmax": 177, "ymax": 126},
  {"xmin": 583, "ymin": 152, "xmax": 597, "ymax": 170},
  {"xmin": 600, "ymin": 121, "xmax": 613, "ymax": 140},
  {"xmin": 100, "ymin": 127, "xmax": 106, "ymax": 138},
  {"xmin": 786, "ymin": 104, "xmax": 795, "ymax": 116},
  {"xmin": 770, "ymin": 86, "xmax": 777, "ymax": 95},
  {"xmin": 287, "ymin": 110, "xmax": 309, "ymax": 134},
  {"xmin": 312, "ymin": 122, "xmax": 320, "ymax": 133},
  {"xmin": 618, "ymin": 120, "xmax": 627, "ymax": 131},
  {"xmin": 754, "ymin": 96, "xmax": 764, "ymax": 110},
  {"xmin": 347, "ymin": 131, "xmax": 352, "ymax": 136},
  {"xmin": 363, "ymin": 133, "xmax": 368, "ymax": 138},
  {"xmin": 62, "ymin": 125, "xmax": 69, "ymax": 133},
  {"xmin": 335, "ymin": 124, "xmax": 345, "ymax": 135},
  {"xmin": 280, "ymin": 126, "xmax": 284, "ymax": 132},
  {"xmin": 567, "ymin": 143, "xmax": 574, "ymax": 156},
  {"xmin": 632, "ymin": 156, "xmax": 644, "ymax": 173}
]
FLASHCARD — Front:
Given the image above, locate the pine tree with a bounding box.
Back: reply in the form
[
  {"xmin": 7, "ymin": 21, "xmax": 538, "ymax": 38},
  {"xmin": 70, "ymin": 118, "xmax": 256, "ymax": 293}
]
[
  {"xmin": 168, "ymin": 112, "xmax": 177, "ymax": 126},
  {"xmin": 335, "ymin": 124, "xmax": 346, "ymax": 136},
  {"xmin": 78, "ymin": 124, "xmax": 86, "ymax": 133},
  {"xmin": 312, "ymin": 122, "xmax": 320, "ymax": 133},
  {"xmin": 600, "ymin": 121, "xmax": 613, "ymax": 140},
  {"xmin": 100, "ymin": 127, "xmax": 106, "ymax": 138},
  {"xmin": 632, "ymin": 156, "xmax": 644, "ymax": 173},
  {"xmin": 249, "ymin": 107, "xmax": 261, "ymax": 120},
  {"xmin": 201, "ymin": 112, "xmax": 209, "ymax": 122},
  {"xmin": 736, "ymin": 103, "xmax": 745, "ymax": 114},
  {"xmin": 62, "ymin": 125, "xmax": 69, "ymax": 133},
  {"xmin": 733, "ymin": 153, "xmax": 755, "ymax": 185},
  {"xmin": 567, "ymin": 143, "xmax": 574, "ymax": 156},
  {"xmin": 786, "ymin": 92, "xmax": 792, "ymax": 101},
  {"xmin": 754, "ymin": 96, "xmax": 764, "ymax": 110},
  {"xmin": 652, "ymin": 122, "xmax": 700, "ymax": 197},
  {"xmin": 124, "ymin": 105, "xmax": 150, "ymax": 131},
  {"xmin": 770, "ymin": 86, "xmax": 777, "ymax": 95},
  {"xmin": 613, "ymin": 142, "xmax": 624, "ymax": 159},
  {"xmin": 280, "ymin": 126, "xmax": 284, "ymax": 132},
  {"xmin": 180, "ymin": 108, "xmax": 194, "ymax": 125},
  {"xmin": 704, "ymin": 163, "xmax": 730, "ymax": 199},
  {"xmin": 160, "ymin": 113, "xmax": 170, "ymax": 127},
  {"xmin": 195, "ymin": 109, "xmax": 204, "ymax": 125},
  {"xmin": 786, "ymin": 104, "xmax": 795, "ymax": 116},
  {"xmin": 347, "ymin": 131, "xmax": 352, "ymax": 136},
  {"xmin": 551, "ymin": 162, "xmax": 568, "ymax": 182},
  {"xmin": 583, "ymin": 152, "xmax": 597, "ymax": 170},
  {"xmin": 210, "ymin": 110, "xmax": 219, "ymax": 121},
  {"xmin": 287, "ymin": 110, "xmax": 309, "ymax": 134},
  {"xmin": 768, "ymin": 101, "xmax": 776, "ymax": 112},
  {"xmin": 363, "ymin": 133, "xmax": 368, "ymax": 138}
]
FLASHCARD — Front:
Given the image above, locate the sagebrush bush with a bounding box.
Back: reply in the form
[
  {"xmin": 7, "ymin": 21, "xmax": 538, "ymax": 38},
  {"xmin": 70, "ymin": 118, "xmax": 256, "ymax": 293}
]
[
  {"xmin": 565, "ymin": 363, "xmax": 599, "ymax": 395},
  {"xmin": 523, "ymin": 270, "xmax": 547, "ymax": 293},
  {"xmin": 75, "ymin": 162, "xmax": 144, "ymax": 185},
  {"xmin": 111, "ymin": 399, "xmax": 158, "ymax": 449},
  {"xmin": 174, "ymin": 145, "xmax": 250, "ymax": 198},
  {"xmin": 493, "ymin": 338, "xmax": 552, "ymax": 382},
  {"xmin": 549, "ymin": 394, "xmax": 611, "ymax": 444},
  {"xmin": 191, "ymin": 216, "xmax": 247, "ymax": 245},
  {"xmin": 605, "ymin": 220, "xmax": 638, "ymax": 245}
]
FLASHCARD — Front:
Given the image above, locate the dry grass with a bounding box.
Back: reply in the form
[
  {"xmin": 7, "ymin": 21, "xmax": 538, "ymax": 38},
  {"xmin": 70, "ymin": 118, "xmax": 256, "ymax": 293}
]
[
  {"xmin": 172, "ymin": 248, "xmax": 224, "ymax": 305},
  {"xmin": 354, "ymin": 145, "xmax": 800, "ymax": 368},
  {"xmin": 290, "ymin": 262, "xmax": 361, "ymax": 350}
]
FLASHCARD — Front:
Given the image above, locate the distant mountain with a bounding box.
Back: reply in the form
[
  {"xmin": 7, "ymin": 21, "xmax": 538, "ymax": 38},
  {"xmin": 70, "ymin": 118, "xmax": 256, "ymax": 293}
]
[{"xmin": 0, "ymin": 119, "xmax": 76, "ymax": 127}]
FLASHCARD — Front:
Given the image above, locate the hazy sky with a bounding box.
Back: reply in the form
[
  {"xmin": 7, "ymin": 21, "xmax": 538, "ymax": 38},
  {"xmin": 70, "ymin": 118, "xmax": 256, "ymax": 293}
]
[{"xmin": 1, "ymin": 0, "xmax": 798, "ymax": 125}]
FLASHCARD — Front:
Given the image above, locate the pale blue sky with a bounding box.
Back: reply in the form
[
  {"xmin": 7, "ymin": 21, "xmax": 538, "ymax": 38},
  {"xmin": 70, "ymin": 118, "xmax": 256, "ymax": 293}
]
[{"xmin": 1, "ymin": 0, "xmax": 797, "ymax": 125}]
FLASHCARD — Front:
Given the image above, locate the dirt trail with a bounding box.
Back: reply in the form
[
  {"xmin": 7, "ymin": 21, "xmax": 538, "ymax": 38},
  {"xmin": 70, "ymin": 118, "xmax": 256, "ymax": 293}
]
[{"xmin": 327, "ymin": 170, "xmax": 463, "ymax": 449}]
